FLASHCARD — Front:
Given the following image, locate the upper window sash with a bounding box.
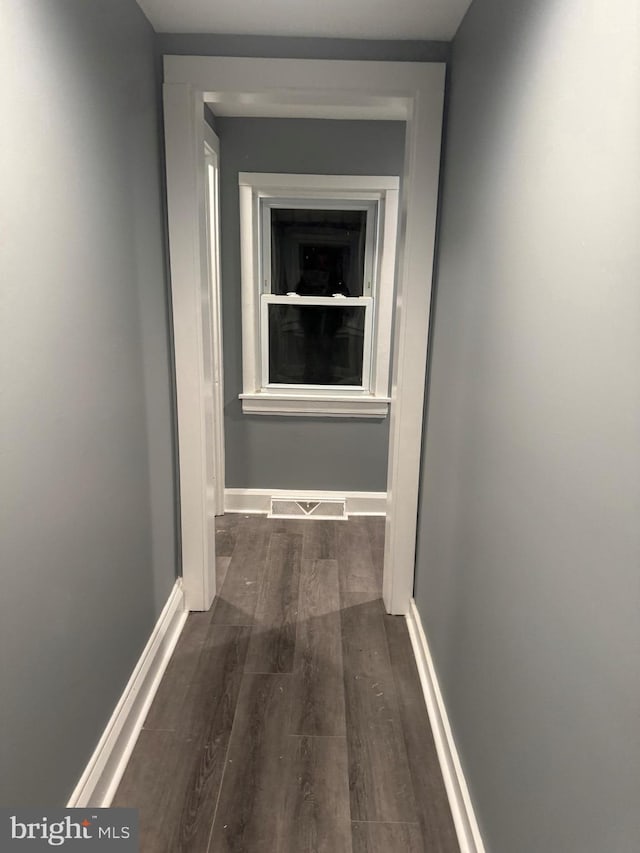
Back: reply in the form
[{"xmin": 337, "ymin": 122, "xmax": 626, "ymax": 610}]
[{"xmin": 259, "ymin": 197, "xmax": 379, "ymax": 297}]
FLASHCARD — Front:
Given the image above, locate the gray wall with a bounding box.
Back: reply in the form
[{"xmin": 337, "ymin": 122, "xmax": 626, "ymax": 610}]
[
  {"xmin": 217, "ymin": 117, "xmax": 405, "ymax": 491},
  {"xmin": 415, "ymin": 0, "xmax": 640, "ymax": 851},
  {"xmin": 204, "ymin": 103, "xmax": 218, "ymax": 134},
  {"xmin": 0, "ymin": 0, "xmax": 177, "ymax": 805},
  {"xmin": 158, "ymin": 32, "xmax": 449, "ymax": 62}
]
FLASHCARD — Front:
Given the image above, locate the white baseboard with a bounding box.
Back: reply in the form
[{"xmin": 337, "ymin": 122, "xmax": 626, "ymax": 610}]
[
  {"xmin": 406, "ymin": 599, "xmax": 485, "ymax": 853},
  {"xmin": 67, "ymin": 579, "xmax": 188, "ymax": 808},
  {"xmin": 224, "ymin": 488, "xmax": 387, "ymax": 516}
]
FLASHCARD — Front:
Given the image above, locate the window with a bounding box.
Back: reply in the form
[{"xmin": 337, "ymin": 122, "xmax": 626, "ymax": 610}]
[{"xmin": 239, "ymin": 173, "xmax": 399, "ymax": 417}]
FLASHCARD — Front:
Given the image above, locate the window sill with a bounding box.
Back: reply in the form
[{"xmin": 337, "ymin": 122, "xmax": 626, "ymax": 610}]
[{"xmin": 239, "ymin": 392, "xmax": 390, "ymax": 418}]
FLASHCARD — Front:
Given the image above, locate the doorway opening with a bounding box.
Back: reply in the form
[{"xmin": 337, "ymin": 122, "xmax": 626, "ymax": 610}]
[{"xmin": 163, "ymin": 56, "xmax": 445, "ymax": 614}]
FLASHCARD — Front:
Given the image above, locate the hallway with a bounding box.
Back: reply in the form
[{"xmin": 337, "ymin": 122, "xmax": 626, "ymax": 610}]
[{"xmin": 114, "ymin": 515, "xmax": 458, "ymax": 852}]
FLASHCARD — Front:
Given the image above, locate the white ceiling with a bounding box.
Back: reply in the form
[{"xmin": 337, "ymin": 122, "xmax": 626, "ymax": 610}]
[{"xmin": 137, "ymin": 0, "xmax": 473, "ymax": 42}]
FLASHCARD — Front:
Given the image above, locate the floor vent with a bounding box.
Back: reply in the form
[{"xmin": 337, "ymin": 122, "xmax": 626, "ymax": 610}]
[{"xmin": 268, "ymin": 497, "xmax": 347, "ymax": 520}]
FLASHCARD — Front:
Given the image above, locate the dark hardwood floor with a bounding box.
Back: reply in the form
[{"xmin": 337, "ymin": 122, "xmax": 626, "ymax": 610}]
[{"xmin": 114, "ymin": 515, "xmax": 459, "ymax": 853}]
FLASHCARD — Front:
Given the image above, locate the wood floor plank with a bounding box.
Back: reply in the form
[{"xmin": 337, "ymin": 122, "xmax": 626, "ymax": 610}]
[
  {"xmin": 244, "ymin": 532, "xmax": 303, "ymax": 673},
  {"xmin": 145, "ymin": 624, "xmax": 248, "ymax": 734},
  {"xmin": 208, "ymin": 673, "xmax": 291, "ymax": 853},
  {"xmin": 302, "ymin": 520, "xmax": 338, "ymax": 560},
  {"xmin": 341, "ymin": 594, "xmax": 418, "ymax": 824},
  {"xmin": 280, "ymin": 735, "xmax": 353, "ymax": 853},
  {"xmin": 351, "ymin": 821, "xmax": 424, "ymax": 853},
  {"xmin": 215, "ymin": 528, "xmax": 236, "ymax": 558},
  {"xmin": 166, "ymin": 743, "xmax": 225, "ymax": 852},
  {"xmin": 290, "ymin": 559, "xmax": 346, "ymax": 736},
  {"xmin": 120, "ymin": 628, "xmax": 250, "ymax": 851},
  {"xmin": 211, "ymin": 516, "xmax": 271, "ymax": 625},
  {"xmin": 114, "ymin": 729, "xmax": 220, "ymax": 853},
  {"xmin": 337, "ymin": 519, "xmax": 379, "ymax": 599},
  {"xmin": 166, "ymin": 627, "xmax": 251, "ymax": 851},
  {"xmin": 268, "ymin": 517, "xmax": 309, "ymax": 536},
  {"xmin": 178, "ymin": 625, "xmax": 250, "ymax": 738},
  {"xmin": 340, "ymin": 594, "xmax": 387, "ymax": 675},
  {"xmin": 364, "ymin": 516, "xmax": 385, "ymax": 590},
  {"xmin": 384, "ymin": 615, "xmax": 460, "ymax": 852},
  {"xmin": 363, "ymin": 516, "xmax": 385, "ymax": 553},
  {"xmin": 113, "ymin": 729, "xmax": 177, "ymax": 851},
  {"xmin": 143, "ymin": 612, "xmax": 213, "ymax": 731},
  {"xmin": 216, "ymin": 555, "xmax": 231, "ymax": 589}
]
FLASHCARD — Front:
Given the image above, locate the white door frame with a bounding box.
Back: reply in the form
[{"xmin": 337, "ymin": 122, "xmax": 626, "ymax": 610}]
[
  {"xmin": 163, "ymin": 56, "xmax": 445, "ymax": 614},
  {"xmin": 203, "ymin": 125, "xmax": 225, "ymax": 516}
]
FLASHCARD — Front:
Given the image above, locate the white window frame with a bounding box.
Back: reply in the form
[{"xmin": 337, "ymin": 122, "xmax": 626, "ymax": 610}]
[{"xmin": 238, "ymin": 173, "xmax": 399, "ymax": 418}]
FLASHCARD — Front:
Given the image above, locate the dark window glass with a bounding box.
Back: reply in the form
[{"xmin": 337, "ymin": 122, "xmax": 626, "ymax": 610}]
[
  {"xmin": 268, "ymin": 304, "xmax": 366, "ymax": 385},
  {"xmin": 270, "ymin": 208, "xmax": 367, "ymax": 296}
]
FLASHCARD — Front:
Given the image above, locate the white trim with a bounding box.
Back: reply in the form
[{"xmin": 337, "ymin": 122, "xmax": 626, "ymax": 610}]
[
  {"xmin": 239, "ymin": 393, "xmax": 389, "ymax": 417},
  {"xmin": 373, "ymin": 187, "xmax": 399, "ymax": 398},
  {"xmin": 239, "ymin": 180, "xmax": 261, "ymax": 397},
  {"xmin": 67, "ymin": 581, "xmax": 188, "ymax": 808},
  {"xmin": 224, "ymin": 488, "xmax": 387, "ymax": 516},
  {"xmin": 163, "ymin": 83, "xmax": 216, "ymax": 610},
  {"xmin": 382, "ymin": 63, "xmax": 444, "ymax": 615},
  {"xmin": 165, "ymin": 56, "xmax": 415, "ymax": 120},
  {"xmin": 238, "ymin": 170, "xmax": 399, "ymax": 417},
  {"xmin": 204, "ymin": 130, "xmax": 226, "ymax": 516},
  {"xmin": 238, "ymin": 172, "xmax": 400, "ymax": 192},
  {"xmin": 162, "ymin": 56, "xmax": 445, "ymax": 615},
  {"xmin": 405, "ymin": 599, "xmax": 486, "ymax": 853}
]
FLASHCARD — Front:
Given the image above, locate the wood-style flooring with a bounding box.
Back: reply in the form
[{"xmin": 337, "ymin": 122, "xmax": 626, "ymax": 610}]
[{"xmin": 114, "ymin": 515, "xmax": 459, "ymax": 853}]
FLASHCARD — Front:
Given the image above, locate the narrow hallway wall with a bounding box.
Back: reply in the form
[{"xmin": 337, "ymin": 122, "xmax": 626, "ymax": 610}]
[
  {"xmin": 0, "ymin": 0, "xmax": 177, "ymax": 805},
  {"xmin": 415, "ymin": 0, "xmax": 640, "ymax": 850}
]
